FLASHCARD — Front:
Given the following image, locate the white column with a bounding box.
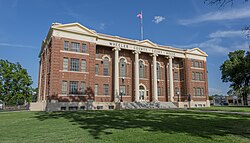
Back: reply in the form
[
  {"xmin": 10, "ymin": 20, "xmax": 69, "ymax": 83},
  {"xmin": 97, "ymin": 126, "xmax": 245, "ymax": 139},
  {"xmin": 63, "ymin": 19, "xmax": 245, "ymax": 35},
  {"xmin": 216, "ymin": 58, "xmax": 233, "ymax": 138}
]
[
  {"xmin": 113, "ymin": 47, "xmax": 120, "ymax": 102},
  {"xmin": 134, "ymin": 51, "xmax": 140, "ymax": 102},
  {"xmin": 152, "ymin": 53, "xmax": 158, "ymax": 102},
  {"xmin": 169, "ymin": 56, "xmax": 174, "ymax": 102},
  {"xmin": 38, "ymin": 60, "xmax": 42, "ymax": 102},
  {"xmin": 43, "ymin": 48, "xmax": 47, "ymax": 102}
]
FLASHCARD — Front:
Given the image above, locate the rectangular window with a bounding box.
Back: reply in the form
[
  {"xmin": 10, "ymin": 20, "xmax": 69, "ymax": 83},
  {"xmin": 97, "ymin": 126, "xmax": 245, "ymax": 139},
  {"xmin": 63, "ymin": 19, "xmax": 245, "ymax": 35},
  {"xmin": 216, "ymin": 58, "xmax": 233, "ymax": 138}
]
[
  {"xmin": 195, "ymin": 72, "xmax": 200, "ymax": 80},
  {"xmin": 63, "ymin": 58, "xmax": 68, "ymax": 71},
  {"xmin": 201, "ymin": 88, "xmax": 204, "ymax": 96},
  {"xmin": 64, "ymin": 41, "xmax": 69, "ymax": 51},
  {"xmin": 103, "ymin": 84, "xmax": 109, "ymax": 95},
  {"xmin": 196, "ymin": 88, "xmax": 201, "ymax": 96},
  {"xmin": 199, "ymin": 62, "xmax": 203, "ymax": 68},
  {"xmin": 181, "ymin": 88, "xmax": 185, "ymax": 96},
  {"xmin": 70, "ymin": 58, "xmax": 79, "ymax": 71},
  {"xmin": 80, "ymin": 82, "xmax": 86, "ymax": 95},
  {"xmin": 71, "ymin": 42, "xmax": 80, "ymax": 52},
  {"xmin": 180, "ymin": 70, "xmax": 184, "ymax": 81},
  {"xmin": 120, "ymin": 85, "xmax": 126, "ymax": 95},
  {"xmin": 95, "ymin": 64, "xmax": 99, "ymax": 75},
  {"xmin": 62, "ymin": 81, "xmax": 67, "ymax": 95},
  {"xmin": 69, "ymin": 81, "xmax": 78, "ymax": 95},
  {"xmin": 81, "ymin": 60, "xmax": 86, "ymax": 72},
  {"xmin": 95, "ymin": 84, "xmax": 98, "ymax": 95},
  {"xmin": 192, "ymin": 72, "xmax": 195, "ymax": 80},
  {"xmin": 157, "ymin": 87, "xmax": 161, "ymax": 96},
  {"xmin": 174, "ymin": 72, "xmax": 178, "ymax": 80},
  {"xmin": 195, "ymin": 61, "xmax": 199, "ymax": 67},
  {"xmin": 193, "ymin": 88, "xmax": 196, "ymax": 96},
  {"xmin": 191, "ymin": 61, "xmax": 194, "ymax": 67},
  {"xmin": 200, "ymin": 73, "xmax": 203, "ymax": 81},
  {"xmin": 82, "ymin": 44, "xmax": 87, "ymax": 53}
]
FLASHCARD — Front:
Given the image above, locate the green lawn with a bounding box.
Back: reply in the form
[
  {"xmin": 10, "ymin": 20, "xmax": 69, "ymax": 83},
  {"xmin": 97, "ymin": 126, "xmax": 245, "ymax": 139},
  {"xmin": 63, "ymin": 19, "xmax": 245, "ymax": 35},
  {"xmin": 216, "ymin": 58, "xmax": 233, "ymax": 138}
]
[
  {"xmin": 190, "ymin": 106, "xmax": 250, "ymax": 113},
  {"xmin": 0, "ymin": 110, "xmax": 250, "ymax": 143}
]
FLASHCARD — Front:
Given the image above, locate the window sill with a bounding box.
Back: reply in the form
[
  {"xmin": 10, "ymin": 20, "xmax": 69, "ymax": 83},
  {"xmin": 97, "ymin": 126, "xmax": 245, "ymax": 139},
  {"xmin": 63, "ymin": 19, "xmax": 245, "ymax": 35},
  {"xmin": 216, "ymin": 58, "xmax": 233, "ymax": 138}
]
[{"xmin": 60, "ymin": 50, "xmax": 89, "ymax": 56}]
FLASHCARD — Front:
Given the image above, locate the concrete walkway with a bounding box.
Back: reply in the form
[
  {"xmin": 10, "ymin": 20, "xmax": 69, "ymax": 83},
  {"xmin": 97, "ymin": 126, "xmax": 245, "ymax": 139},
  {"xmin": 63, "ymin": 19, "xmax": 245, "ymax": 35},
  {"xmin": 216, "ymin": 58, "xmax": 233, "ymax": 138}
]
[{"xmin": 188, "ymin": 109, "xmax": 250, "ymax": 115}]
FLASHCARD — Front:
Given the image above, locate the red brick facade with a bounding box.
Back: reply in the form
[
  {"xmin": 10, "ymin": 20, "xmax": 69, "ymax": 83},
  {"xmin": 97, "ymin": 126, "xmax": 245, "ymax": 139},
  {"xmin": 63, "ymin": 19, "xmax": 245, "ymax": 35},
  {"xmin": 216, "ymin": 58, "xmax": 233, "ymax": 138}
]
[{"xmin": 38, "ymin": 36, "xmax": 209, "ymax": 103}]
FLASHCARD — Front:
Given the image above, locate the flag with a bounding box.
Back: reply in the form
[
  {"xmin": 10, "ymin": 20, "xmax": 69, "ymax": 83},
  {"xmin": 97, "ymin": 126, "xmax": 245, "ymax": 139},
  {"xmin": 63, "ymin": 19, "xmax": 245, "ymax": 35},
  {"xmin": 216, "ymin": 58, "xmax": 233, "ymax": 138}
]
[{"xmin": 137, "ymin": 12, "xmax": 142, "ymax": 20}]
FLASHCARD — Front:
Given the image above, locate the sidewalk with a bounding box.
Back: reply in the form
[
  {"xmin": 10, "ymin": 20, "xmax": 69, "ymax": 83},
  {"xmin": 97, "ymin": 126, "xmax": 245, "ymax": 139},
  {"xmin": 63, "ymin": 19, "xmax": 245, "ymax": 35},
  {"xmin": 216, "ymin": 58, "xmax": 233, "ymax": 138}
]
[{"xmin": 188, "ymin": 109, "xmax": 250, "ymax": 115}]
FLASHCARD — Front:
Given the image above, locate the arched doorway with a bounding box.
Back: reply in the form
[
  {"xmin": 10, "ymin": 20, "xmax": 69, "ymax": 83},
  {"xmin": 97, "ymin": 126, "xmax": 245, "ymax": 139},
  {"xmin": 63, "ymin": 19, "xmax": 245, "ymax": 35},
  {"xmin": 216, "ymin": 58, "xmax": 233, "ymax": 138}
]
[{"xmin": 139, "ymin": 85, "xmax": 147, "ymax": 101}]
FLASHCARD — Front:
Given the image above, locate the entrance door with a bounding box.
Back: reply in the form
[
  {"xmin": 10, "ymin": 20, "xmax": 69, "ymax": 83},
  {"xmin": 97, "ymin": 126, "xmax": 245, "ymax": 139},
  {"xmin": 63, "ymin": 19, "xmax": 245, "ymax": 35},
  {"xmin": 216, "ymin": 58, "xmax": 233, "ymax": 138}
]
[{"xmin": 139, "ymin": 85, "xmax": 147, "ymax": 101}]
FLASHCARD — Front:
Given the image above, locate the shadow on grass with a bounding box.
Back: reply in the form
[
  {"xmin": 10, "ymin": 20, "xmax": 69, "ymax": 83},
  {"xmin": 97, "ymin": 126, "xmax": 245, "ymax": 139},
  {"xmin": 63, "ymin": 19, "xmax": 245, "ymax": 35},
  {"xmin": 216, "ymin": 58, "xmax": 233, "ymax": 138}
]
[{"xmin": 34, "ymin": 110, "xmax": 250, "ymax": 140}]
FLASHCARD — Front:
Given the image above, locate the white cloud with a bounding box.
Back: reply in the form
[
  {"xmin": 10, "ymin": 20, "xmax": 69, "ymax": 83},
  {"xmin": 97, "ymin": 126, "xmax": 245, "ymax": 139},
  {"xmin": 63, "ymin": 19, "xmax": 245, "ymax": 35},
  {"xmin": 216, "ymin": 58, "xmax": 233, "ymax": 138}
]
[
  {"xmin": 152, "ymin": 16, "xmax": 165, "ymax": 24},
  {"xmin": 173, "ymin": 38, "xmax": 230, "ymax": 55},
  {"xmin": 179, "ymin": 6, "xmax": 250, "ymax": 25},
  {"xmin": 209, "ymin": 87, "xmax": 225, "ymax": 95},
  {"xmin": 99, "ymin": 23, "xmax": 105, "ymax": 30},
  {"xmin": 209, "ymin": 30, "xmax": 243, "ymax": 38},
  {"xmin": 0, "ymin": 43, "xmax": 35, "ymax": 49}
]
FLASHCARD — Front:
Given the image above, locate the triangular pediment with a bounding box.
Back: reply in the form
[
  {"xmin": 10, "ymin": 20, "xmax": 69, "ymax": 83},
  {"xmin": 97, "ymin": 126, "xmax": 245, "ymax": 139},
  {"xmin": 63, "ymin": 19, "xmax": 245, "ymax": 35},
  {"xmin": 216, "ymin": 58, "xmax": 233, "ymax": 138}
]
[
  {"xmin": 187, "ymin": 48, "xmax": 208, "ymax": 56},
  {"xmin": 137, "ymin": 39, "xmax": 157, "ymax": 47},
  {"xmin": 52, "ymin": 23, "xmax": 96, "ymax": 36}
]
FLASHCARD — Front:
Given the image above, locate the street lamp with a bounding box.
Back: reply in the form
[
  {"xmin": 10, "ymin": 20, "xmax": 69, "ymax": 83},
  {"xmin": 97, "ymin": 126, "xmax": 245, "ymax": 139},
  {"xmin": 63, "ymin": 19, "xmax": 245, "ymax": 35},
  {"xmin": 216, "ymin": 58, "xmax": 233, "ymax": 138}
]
[{"xmin": 176, "ymin": 91, "xmax": 180, "ymax": 102}]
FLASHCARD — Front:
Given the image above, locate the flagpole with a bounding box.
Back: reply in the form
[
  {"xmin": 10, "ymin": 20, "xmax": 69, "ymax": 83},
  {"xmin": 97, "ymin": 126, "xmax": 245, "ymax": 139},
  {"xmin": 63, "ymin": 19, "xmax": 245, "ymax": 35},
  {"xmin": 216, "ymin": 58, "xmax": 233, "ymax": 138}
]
[{"xmin": 141, "ymin": 11, "xmax": 143, "ymax": 40}]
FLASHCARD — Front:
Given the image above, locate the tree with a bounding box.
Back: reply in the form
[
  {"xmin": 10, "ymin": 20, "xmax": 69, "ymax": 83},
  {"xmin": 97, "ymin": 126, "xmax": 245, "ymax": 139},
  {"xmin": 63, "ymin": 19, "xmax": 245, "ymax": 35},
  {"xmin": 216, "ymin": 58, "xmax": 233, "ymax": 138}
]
[
  {"xmin": 204, "ymin": 0, "xmax": 250, "ymax": 38},
  {"xmin": 220, "ymin": 50, "xmax": 250, "ymax": 105},
  {"xmin": 0, "ymin": 59, "xmax": 33, "ymax": 105}
]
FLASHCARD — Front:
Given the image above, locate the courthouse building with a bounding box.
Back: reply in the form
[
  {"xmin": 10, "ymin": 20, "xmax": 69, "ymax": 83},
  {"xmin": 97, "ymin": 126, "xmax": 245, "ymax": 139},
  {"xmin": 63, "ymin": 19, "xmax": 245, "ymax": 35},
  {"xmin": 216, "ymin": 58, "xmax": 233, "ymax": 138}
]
[{"xmin": 31, "ymin": 23, "xmax": 210, "ymax": 111}]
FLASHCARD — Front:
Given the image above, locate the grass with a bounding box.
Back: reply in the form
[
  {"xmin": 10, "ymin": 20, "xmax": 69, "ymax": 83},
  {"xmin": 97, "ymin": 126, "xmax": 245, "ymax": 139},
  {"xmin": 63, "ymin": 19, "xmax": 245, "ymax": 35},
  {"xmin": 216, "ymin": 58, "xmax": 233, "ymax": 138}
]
[
  {"xmin": 190, "ymin": 106, "xmax": 250, "ymax": 113},
  {"xmin": 0, "ymin": 110, "xmax": 250, "ymax": 143}
]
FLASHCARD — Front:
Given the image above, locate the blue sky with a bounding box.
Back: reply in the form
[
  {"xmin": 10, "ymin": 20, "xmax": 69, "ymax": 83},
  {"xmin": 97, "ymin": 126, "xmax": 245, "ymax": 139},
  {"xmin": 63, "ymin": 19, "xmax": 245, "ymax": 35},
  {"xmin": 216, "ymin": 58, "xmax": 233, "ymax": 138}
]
[{"xmin": 0, "ymin": 0, "xmax": 250, "ymax": 95}]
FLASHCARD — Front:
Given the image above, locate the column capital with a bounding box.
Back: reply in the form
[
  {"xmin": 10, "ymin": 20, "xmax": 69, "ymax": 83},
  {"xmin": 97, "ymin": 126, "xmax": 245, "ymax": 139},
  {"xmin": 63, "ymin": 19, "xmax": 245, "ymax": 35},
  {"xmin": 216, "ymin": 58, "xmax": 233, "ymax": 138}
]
[
  {"xmin": 112, "ymin": 47, "xmax": 121, "ymax": 51},
  {"xmin": 133, "ymin": 50, "xmax": 141, "ymax": 54},
  {"xmin": 150, "ymin": 53, "xmax": 158, "ymax": 57},
  {"xmin": 165, "ymin": 55, "xmax": 174, "ymax": 59}
]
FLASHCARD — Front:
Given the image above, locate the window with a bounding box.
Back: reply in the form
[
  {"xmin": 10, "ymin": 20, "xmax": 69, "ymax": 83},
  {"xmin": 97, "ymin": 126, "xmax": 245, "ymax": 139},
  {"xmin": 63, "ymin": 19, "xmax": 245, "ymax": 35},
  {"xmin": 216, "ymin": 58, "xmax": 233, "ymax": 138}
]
[
  {"xmin": 175, "ymin": 87, "xmax": 179, "ymax": 95},
  {"xmin": 180, "ymin": 70, "xmax": 184, "ymax": 81},
  {"xmin": 62, "ymin": 81, "xmax": 67, "ymax": 95},
  {"xmin": 120, "ymin": 85, "xmax": 126, "ymax": 95},
  {"xmin": 95, "ymin": 84, "xmax": 98, "ymax": 95},
  {"xmin": 82, "ymin": 44, "xmax": 86, "ymax": 53},
  {"xmin": 70, "ymin": 58, "xmax": 79, "ymax": 71},
  {"xmin": 80, "ymin": 82, "xmax": 86, "ymax": 95},
  {"xmin": 181, "ymin": 88, "xmax": 185, "ymax": 96},
  {"xmin": 191, "ymin": 61, "xmax": 194, "ymax": 67},
  {"xmin": 199, "ymin": 62, "xmax": 203, "ymax": 68},
  {"xmin": 157, "ymin": 63, "xmax": 160, "ymax": 79},
  {"xmin": 200, "ymin": 73, "xmax": 203, "ymax": 81},
  {"xmin": 63, "ymin": 58, "xmax": 68, "ymax": 71},
  {"xmin": 195, "ymin": 72, "xmax": 200, "ymax": 80},
  {"xmin": 196, "ymin": 88, "xmax": 201, "ymax": 96},
  {"xmin": 103, "ymin": 84, "xmax": 109, "ymax": 95},
  {"xmin": 119, "ymin": 58, "xmax": 126, "ymax": 77},
  {"xmin": 195, "ymin": 61, "xmax": 199, "ymax": 67},
  {"xmin": 64, "ymin": 41, "xmax": 69, "ymax": 51},
  {"xmin": 157, "ymin": 87, "xmax": 161, "ymax": 96},
  {"xmin": 193, "ymin": 87, "xmax": 196, "ymax": 96},
  {"xmin": 103, "ymin": 57, "xmax": 109, "ymax": 75},
  {"xmin": 69, "ymin": 81, "xmax": 78, "ymax": 95},
  {"xmin": 139, "ymin": 61, "xmax": 144, "ymax": 78},
  {"xmin": 192, "ymin": 72, "xmax": 195, "ymax": 80},
  {"xmin": 201, "ymin": 88, "xmax": 204, "ymax": 96},
  {"xmin": 95, "ymin": 64, "xmax": 99, "ymax": 75},
  {"xmin": 81, "ymin": 60, "xmax": 86, "ymax": 72},
  {"xmin": 174, "ymin": 72, "xmax": 178, "ymax": 80},
  {"xmin": 71, "ymin": 42, "xmax": 80, "ymax": 52}
]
